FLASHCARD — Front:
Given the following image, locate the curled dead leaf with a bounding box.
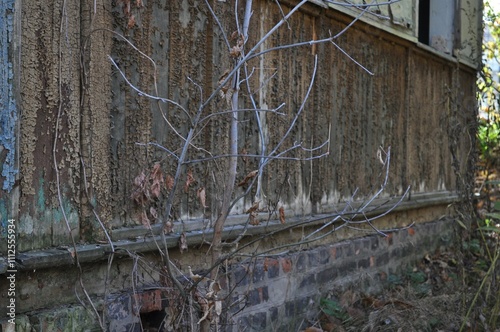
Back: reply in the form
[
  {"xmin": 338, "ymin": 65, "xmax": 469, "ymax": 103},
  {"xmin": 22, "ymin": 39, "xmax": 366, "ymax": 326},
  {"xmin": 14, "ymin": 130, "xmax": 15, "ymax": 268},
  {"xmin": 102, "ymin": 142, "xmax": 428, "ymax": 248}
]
[
  {"xmin": 165, "ymin": 174, "xmax": 174, "ymax": 191},
  {"xmin": 184, "ymin": 169, "xmax": 196, "ymax": 193},
  {"xmin": 179, "ymin": 232, "xmax": 188, "ymax": 253},
  {"xmin": 279, "ymin": 206, "xmax": 285, "ymax": 224},
  {"xmin": 229, "ymin": 45, "xmax": 241, "ymax": 58},
  {"xmin": 188, "ymin": 266, "xmax": 203, "ymax": 282},
  {"xmin": 150, "ymin": 163, "xmax": 164, "ymax": 199},
  {"xmin": 241, "ymin": 148, "xmax": 249, "ymax": 163},
  {"xmin": 246, "ymin": 201, "xmax": 260, "ymax": 214},
  {"xmin": 249, "ymin": 211, "xmax": 259, "ymax": 225},
  {"xmin": 131, "ymin": 171, "xmax": 148, "ymax": 205},
  {"xmin": 197, "ymin": 187, "xmax": 208, "ymax": 208},
  {"xmin": 218, "ymin": 68, "xmax": 230, "ymax": 86},
  {"xmin": 150, "ymin": 206, "xmax": 158, "ymax": 220},
  {"xmin": 127, "ymin": 14, "xmax": 136, "ymax": 28},
  {"xmin": 164, "ymin": 220, "xmax": 173, "ymax": 234},
  {"xmin": 238, "ymin": 170, "xmax": 258, "ymax": 187}
]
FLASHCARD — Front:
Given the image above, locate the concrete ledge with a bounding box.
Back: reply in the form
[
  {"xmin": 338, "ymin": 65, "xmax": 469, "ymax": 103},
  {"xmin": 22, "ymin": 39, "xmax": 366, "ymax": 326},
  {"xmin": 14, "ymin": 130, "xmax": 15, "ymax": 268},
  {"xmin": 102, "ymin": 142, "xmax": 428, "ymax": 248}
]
[{"xmin": 4, "ymin": 191, "xmax": 458, "ymax": 273}]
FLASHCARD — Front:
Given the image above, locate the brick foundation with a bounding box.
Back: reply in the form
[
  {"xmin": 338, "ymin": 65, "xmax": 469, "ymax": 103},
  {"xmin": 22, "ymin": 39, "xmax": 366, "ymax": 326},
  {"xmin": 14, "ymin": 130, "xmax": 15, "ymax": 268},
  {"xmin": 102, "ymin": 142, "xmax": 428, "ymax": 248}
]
[{"xmin": 4, "ymin": 219, "xmax": 458, "ymax": 331}]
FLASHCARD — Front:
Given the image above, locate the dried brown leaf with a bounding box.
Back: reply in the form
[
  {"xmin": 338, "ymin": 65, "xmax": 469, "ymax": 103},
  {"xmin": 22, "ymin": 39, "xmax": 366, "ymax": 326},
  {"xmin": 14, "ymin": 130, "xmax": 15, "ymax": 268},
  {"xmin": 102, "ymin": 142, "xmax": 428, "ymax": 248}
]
[
  {"xmin": 229, "ymin": 45, "xmax": 241, "ymax": 58},
  {"xmin": 127, "ymin": 14, "xmax": 136, "ymax": 29},
  {"xmin": 188, "ymin": 266, "xmax": 203, "ymax": 282},
  {"xmin": 150, "ymin": 163, "xmax": 164, "ymax": 199},
  {"xmin": 133, "ymin": 171, "xmax": 146, "ymax": 187},
  {"xmin": 240, "ymin": 148, "xmax": 249, "ymax": 163},
  {"xmin": 246, "ymin": 201, "xmax": 259, "ymax": 214},
  {"xmin": 150, "ymin": 206, "xmax": 158, "ymax": 220},
  {"xmin": 238, "ymin": 170, "xmax": 258, "ymax": 187},
  {"xmin": 165, "ymin": 174, "xmax": 174, "ymax": 191},
  {"xmin": 279, "ymin": 206, "xmax": 285, "ymax": 224},
  {"xmin": 249, "ymin": 211, "xmax": 259, "ymax": 225},
  {"xmin": 164, "ymin": 220, "xmax": 173, "ymax": 234},
  {"xmin": 184, "ymin": 169, "xmax": 195, "ymax": 193},
  {"xmin": 197, "ymin": 187, "xmax": 207, "ymax": 208},
  {"xmin": 218, "ymin": 69, "xmax": 230, "ymax": 86},
  {"xmin": 179, "ymin": 232, "xmax": 188, "ymax": 253},
  {"xmin": 121, "ymin": 0, "xmax": 131, "ymax": 16}
]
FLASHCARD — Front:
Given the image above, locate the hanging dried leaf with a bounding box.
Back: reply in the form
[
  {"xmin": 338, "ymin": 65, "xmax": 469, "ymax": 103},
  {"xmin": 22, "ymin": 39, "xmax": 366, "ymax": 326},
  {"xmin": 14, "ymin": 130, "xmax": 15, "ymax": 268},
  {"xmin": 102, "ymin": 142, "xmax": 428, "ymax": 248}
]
[
  {"xmin": 246, "ymin": 201, "xmax": 260, "ymax": 214},
  {"xmin": 150, "ymin": 163, "xmax": 164, "ymax": 199},
  {"xmin": 238, "ymin": 170, "xmax": 258, "ymax": 187},
  {"xmin": 188, "ymin": 266, "xmax": 203, "ymax": 282},
  {"xmin": 131, "ymin": 171, "xmax": 148, "ymax": 205},
  {"xmin": 240, "ymin": 148, "xmax": 249, "ymax": 163},
  {"xmin": 249, "ymin": 211, "xmax": 259, "ymax": 225},
  {"xmin": 263, "ymin": 258, "xmax": 269, "ymax": 272},
  {"xmin": 279, "ymin": 206, "xmax": 286, "ymax": 224},
  {"xmin": 150, "ymin": 206, "xmax": 158, "ymax": 220},
  {"xmin": 127, "ymin": 14, "xmax": 136, "ymax": 29},
  {"xmin": 197, "ymin": 187, "xmax": 208, "ymax": 208},
  {"xmin": 164, "ymin": 220, "xmax": 173, "ymax": 234},
  {"xmin": 184, "ymin": 169, "xmax": 196, "ymax": 193},
  {"xmin": 179, "ymin": 232, "xmax": 188, "ymax": 253},
  {"xmin": 165, "ymin": 174, "xmax": 174, "ymax": 191},
  {"xmin": 133, "ymin": 171, "xmax": 146, "ymax": 187},
  {"xmin": 121, "ymin": 0, "xmax": 131, "ymax": 16},
  {"xmin": 218, "ymin": 68, "xmax": 230, "ymax": 86},
  {"xmin": 229, "ymin": 45, "xmax": 241, "ymax": 58}
]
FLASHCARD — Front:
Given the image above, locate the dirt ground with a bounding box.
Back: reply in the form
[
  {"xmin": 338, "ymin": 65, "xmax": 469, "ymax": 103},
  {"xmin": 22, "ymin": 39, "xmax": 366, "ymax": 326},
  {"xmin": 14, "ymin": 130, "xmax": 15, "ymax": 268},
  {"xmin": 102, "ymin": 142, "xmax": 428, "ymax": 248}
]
[{"xmin": 305, "ymin": 241, "xmax": 500, "ymax": 332}]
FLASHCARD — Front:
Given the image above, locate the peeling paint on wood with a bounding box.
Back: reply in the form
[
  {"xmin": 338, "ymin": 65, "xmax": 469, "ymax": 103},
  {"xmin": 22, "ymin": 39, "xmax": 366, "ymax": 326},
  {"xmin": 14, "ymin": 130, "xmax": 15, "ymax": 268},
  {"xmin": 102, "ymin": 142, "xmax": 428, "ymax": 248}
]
[
  {"xmin": 0, "ymin": 0, "xmax": 18, "ymax": 193},
  {"xmin": 2, "ymin": 0, "xmax": 479, "ymax": 251}
]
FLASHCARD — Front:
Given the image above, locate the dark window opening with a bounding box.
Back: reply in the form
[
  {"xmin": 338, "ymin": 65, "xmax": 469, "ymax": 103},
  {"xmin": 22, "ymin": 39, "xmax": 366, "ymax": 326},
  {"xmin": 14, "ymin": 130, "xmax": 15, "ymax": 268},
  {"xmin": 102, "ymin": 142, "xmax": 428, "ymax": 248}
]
[
  {"xmin": 141, "ymin": 310, "xmax": 167, "ymax": 332},
  {"xmin": 418, "ymin": 0, "xmax": 430, "ymax": 44}
]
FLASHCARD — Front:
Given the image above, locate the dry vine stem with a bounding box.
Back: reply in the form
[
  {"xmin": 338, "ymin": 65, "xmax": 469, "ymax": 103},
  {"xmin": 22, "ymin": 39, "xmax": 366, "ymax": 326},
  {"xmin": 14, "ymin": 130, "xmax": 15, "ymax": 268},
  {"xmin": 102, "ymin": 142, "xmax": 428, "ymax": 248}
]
[{"xmin": 103, "ymin": 0, "xmax": 408, "ymax": 329}]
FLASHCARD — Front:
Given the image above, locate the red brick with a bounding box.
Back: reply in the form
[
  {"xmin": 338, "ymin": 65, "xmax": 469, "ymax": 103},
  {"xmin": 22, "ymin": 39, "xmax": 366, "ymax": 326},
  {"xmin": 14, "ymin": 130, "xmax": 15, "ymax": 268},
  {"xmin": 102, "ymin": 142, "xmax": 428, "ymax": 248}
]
[
  {"xmin": 132, "ymin": 290, "xmax": 162, "ymax": 314},
  {"xmin": 330, "ymin": 247, "xmax": 337, "ymax": 260},
  {"xmin": 281, "ymin": 258, "xmax": 292, "ymax": 273}
]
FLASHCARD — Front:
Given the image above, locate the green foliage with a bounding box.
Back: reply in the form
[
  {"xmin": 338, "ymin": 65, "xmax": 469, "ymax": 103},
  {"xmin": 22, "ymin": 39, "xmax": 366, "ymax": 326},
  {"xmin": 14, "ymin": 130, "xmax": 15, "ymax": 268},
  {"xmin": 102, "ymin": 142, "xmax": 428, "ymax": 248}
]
[
  {"xmin": 478, "ymin": 119, "xmax": 500, "ymax": 160},
  {"xmin": 319, "ymin": 298, "xmax": 350, "ymax": 322},
  {"xmin": 462, "ymin": 238, "xmax": 482, "ymax": 255},
  {"xmin": 478, "ymin": 2, "xmax": 500, "ymax": 165}
]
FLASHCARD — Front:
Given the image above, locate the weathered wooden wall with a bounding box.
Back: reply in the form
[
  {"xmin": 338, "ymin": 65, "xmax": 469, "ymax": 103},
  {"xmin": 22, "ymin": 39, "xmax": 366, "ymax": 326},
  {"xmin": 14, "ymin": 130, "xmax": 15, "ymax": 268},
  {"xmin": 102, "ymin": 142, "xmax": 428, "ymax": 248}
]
[{"xmin": 0, "ymin": 0, "xmax": 478, "ymax": 252}]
